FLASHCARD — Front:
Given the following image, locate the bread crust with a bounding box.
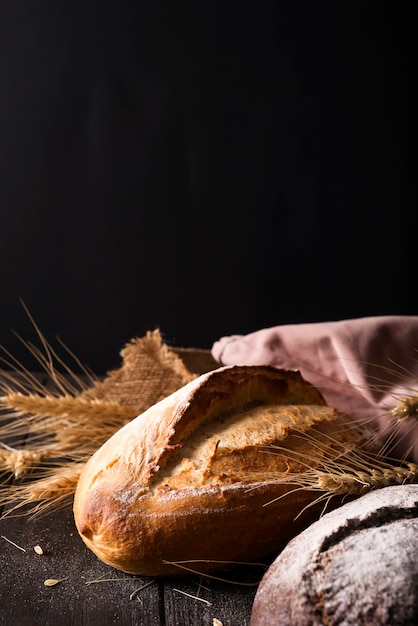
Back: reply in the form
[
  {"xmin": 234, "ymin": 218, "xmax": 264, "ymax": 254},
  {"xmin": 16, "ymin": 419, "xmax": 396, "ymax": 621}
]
[
  {"xmin": 250, "ymin": 484, "xmax": 418, "ymax": 626},
  {"xmin": 73, "ymin": 365, "xmax": 371, "ymax": 576}
]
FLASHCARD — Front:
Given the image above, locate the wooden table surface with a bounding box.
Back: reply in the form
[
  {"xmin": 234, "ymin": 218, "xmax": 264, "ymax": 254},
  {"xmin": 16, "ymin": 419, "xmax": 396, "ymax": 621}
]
[{"xmin": 0, "ymin": 349, "xmax": 261, "ymax": 626}]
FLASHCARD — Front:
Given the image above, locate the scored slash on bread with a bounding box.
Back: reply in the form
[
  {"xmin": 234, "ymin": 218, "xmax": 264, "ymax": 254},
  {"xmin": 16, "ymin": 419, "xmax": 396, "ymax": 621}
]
[{"xmin": 73, "ymin": 365, "xmax": 377, "ymax": 576}]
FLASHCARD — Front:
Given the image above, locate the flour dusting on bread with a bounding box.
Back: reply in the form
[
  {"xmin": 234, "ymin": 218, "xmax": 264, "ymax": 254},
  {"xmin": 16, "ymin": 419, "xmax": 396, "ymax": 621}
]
[{"xmin": 73, "ymin": 365, "xmax": 376, "ymax": 576}]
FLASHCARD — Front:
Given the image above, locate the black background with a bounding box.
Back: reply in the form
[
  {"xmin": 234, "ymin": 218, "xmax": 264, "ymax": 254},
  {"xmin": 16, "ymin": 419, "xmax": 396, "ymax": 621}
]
[{"xmin": 0, "ymin": 2, "xmax": 415, "ymax": 374}]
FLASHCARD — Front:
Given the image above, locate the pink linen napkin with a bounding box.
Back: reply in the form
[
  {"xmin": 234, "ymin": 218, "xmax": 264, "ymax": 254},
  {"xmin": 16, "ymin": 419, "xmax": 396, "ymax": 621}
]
[{"xmin": 212, "ymin": 316, "xmax": 418, "ymax": 461}]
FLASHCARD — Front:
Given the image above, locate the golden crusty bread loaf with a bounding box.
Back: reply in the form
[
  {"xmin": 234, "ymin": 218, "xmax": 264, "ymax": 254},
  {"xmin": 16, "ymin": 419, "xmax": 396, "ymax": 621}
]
[{"xmin": 73, "ymin": 365, "xmax": 373, "ymax": 577}]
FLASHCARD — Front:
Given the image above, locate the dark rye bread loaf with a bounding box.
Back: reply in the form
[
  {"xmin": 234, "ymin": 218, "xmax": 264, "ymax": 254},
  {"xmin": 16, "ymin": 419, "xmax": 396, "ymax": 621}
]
[
  {"xmin": 251, "ymin": 484, "xmax": 418, "ymax": 626},
  {"xmin": 73, "ymin": 365, "xmax": 375, "ymax": 577}
]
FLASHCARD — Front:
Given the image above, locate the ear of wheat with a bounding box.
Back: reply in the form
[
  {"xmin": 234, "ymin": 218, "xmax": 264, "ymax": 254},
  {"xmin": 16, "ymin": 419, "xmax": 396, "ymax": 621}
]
[
  {"xmin": 259, "ymin": 392, "xmax": 418, "ymax": 516},
  {"xmin": 0, "ymin": 313, "xmax": 195, "ymax": 518},
  {"xmin": 281, "ymin": 441, "xmax": 416, "ymax": 499}
]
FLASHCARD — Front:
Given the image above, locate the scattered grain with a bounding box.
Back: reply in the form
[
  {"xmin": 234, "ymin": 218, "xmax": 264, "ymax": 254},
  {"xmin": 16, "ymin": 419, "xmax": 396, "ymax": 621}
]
[{"xmin": 44, "ymin": 578, "xmax": 66, "ymax": 587}]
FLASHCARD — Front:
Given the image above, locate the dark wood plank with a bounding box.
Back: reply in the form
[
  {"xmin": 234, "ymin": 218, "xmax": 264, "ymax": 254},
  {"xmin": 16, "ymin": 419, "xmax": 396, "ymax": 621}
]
[
  {"xmin": 0, "ymin": 507, "xmax": 162, "ymax": 625},
  {"xmin": 0, "ymin": 506, "xmax": 257, "ymax": 625},
  {"xmin": 163, "ymin": 574, "xmax": 258, "ymax": 626}
]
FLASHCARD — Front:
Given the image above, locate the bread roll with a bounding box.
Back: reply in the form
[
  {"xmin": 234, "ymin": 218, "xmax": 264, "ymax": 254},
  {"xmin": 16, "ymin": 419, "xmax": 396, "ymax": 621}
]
[
  {"xmin": 73, "ymin": 365, "xmax": 374, "ymax": 576},
  {"xmin": 251, "ymin": 484, "xmax": 418, "ymax": 626}
]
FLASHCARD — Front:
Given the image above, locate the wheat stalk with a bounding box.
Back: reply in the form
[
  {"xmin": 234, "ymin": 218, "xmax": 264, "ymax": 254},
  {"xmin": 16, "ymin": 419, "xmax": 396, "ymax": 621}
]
[
  {"xmin": 0, "ymin": 448, "xmax": 49, "ymax": 478},
  {"xmin": 0, "ymin": 392, "xmax": 137, "ymax": 455},
  {"xmin": 312, "ymin": 462, "xmax": 418, "ymax": 495},
  {"xmin": 0, "ymin": 311, "xmax": 195, "ymax": 517},
  {"xmin": 391, "ymin": 393, "xmax": 418, "ymax": 421},
  {"xmin": 0, "ymin": 391, "xmax": 135, "ymax": 421},
  {"xmin": 0, "ymin": 464, "xmax": 84, "ymax": 518},
  {"xmin": 261, "ymin": 408, "xmax": 418, "ymax": 514},
  {"xmin": 279, "ymin": 455, "xmax": 418, "ymax": 498}
]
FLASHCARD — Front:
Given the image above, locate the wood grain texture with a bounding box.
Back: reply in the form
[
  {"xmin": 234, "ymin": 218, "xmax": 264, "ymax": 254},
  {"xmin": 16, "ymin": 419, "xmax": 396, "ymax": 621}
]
[{"xmin": 0, "ymin": 506, "xmax": 258, "ymax": 625}]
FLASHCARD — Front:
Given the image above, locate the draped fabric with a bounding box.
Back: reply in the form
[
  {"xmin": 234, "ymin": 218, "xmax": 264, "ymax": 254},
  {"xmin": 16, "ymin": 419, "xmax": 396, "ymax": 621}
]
[{"xmin": 212, "ymin": 316, "xmax": 418, "ymax": 461}]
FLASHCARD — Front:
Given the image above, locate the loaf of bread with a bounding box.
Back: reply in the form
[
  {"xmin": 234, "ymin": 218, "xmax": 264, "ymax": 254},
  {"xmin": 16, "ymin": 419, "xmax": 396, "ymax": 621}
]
[
  {"xmin": 73, "ymin": 365, "xmax": 374, "ymax": 576},
  {"xmin": 251, "ymin": 484, "xmax": 418, "ymax": 626}
]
